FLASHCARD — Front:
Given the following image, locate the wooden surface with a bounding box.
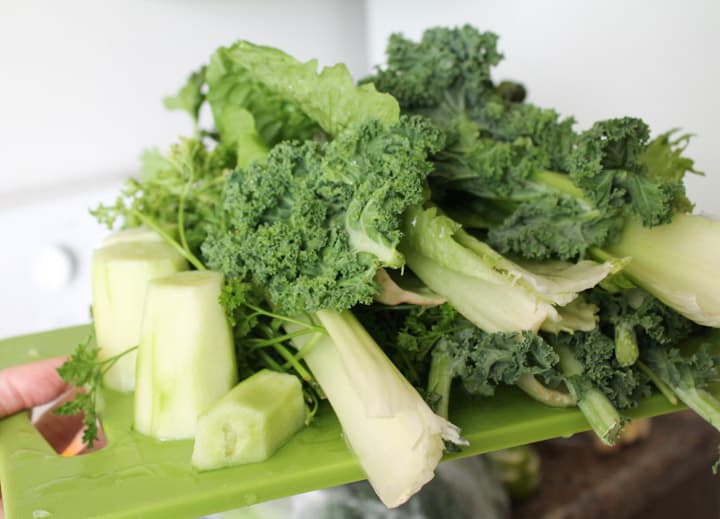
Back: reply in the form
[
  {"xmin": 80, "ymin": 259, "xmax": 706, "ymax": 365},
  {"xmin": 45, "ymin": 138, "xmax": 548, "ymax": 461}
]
[{"xmin": 513, "ymin": 412, "xmax": 720, "ymax": 519}]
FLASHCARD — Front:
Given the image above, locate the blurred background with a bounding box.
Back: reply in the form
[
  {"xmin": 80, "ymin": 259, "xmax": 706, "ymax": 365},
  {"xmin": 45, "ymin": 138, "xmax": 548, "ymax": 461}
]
[{"xmin": 1, "ymin": 0, "xmax": 719, "ymax": 338}]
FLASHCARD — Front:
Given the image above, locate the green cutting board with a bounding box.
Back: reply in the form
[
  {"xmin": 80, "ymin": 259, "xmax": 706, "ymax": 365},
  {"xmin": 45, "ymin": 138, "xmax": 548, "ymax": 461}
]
[{"xmin": 0, "ymin": 325, "xmax": 717, "ymax": 518}]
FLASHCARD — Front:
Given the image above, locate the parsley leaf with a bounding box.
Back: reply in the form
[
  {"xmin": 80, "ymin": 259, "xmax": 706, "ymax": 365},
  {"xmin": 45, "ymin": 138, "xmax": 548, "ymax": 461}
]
[{"xmin": 55, "ymin": 336, "xmax": 136, "ymax": 447}]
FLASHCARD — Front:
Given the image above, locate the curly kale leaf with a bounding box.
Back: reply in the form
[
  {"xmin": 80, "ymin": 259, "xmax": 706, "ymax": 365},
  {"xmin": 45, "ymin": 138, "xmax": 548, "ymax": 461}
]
[
  {"xmin": 643, "ymin": 345, "xmax": 720, "ymax": 392},
  {"xmin": 486, "ymin": 194, "xmax": 624, "ymax": 260},
  {"xmin": 359, "ymin": 302, "xmax": 560, "ymax": 398},
  {"xmin": 431, "ymin": 133, "xmax": 548, "ymax": 201},
  {"xmin": 366, "ymin": 303, "xmax": 559, "ymax": 397},
  {"xmin": 642, "ymin": 129, "xmax": 702, "ymax": 180},
  {"xmin": 570, "ymin": 118, "xmax": 696, "ymax": 226},
  {"xmin": 202, "ymin": 140, "xmax": 372, "ymax": 314},
  {"xmin": 365, "ymin": 25, "xmax": 502, "ymax": 110},
  {"xmin": 549, "ymin": 330, "xmax": 652, "ymax": 409},
  {"xmin": 202, "ymin": 117, "xmax": 442, "ymax": 315},
  {"xmin": 470, "ymin": 100, "xmax": 576, "ymax": 173},
  {"xmin": 324, "ymin": 116, "xmax": 444, "ymax": 266},
  {"xmin": 588, "ymin": 288, "xmax": 698, "ymax": 348},
  {"xmin": 448, "ymin": 329, "xmax": 559, "ymax": 397}
]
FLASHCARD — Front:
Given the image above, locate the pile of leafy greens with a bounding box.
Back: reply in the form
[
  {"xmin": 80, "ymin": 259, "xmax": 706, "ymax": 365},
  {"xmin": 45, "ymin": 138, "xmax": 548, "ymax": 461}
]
[{"xmin": 62, "ymin": 24, "xmax": 720, "ymax": 509}]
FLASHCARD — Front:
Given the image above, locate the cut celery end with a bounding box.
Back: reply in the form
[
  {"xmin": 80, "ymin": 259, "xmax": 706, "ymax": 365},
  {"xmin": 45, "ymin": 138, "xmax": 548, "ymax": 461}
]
[
  {"xmin": 134, "ymin": 271, "xmax": 238, "ymax": 440},
  {"xmin": 92, "ymin": 237, "xmax": 188, "ymax": 392},
  {"xmin": 192, "ymin": 370, "xmax": 305, "ymax": 470}
]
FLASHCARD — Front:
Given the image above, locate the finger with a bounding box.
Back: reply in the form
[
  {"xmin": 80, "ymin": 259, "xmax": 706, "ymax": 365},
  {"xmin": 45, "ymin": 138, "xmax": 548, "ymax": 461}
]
[
  {"xmin": 0, "ymin": 357, "xmax": 69, "ymax": 418},
  {"xmin": 32, "ymin": 388, "xmax": 85, "ymax": 452}
]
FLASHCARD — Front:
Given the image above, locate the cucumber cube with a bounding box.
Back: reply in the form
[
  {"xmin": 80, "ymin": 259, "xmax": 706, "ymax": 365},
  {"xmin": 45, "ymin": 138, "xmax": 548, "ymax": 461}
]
[{"xmin": 192, "ymin": 369, "xmax": 305, "ymax": 470}]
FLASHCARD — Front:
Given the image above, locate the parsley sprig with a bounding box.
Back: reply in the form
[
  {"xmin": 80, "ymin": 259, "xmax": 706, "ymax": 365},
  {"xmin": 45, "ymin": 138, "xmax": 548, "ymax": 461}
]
[{"xmin": 55, "ymin": 336, "xmax": 137, "ymax": 447}]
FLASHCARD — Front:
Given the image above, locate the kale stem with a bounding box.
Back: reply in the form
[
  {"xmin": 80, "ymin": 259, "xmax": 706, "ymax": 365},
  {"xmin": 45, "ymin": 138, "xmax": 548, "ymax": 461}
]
[
  {"xmin": 576, "ymin": 389, "xmax": 628, "ymax": 445},
  {"xmin": 272, "ymin": 343, "xmax": 314, "ymax": 384},
  {"xmin": 426, "ymin": 340, "xmax": 453, "ymax": 418},
  {"xmin": 246, "ymin": 328, "xmax": 324, "ymax": 349},
  {"xmin": 244, "ymin": 304, "xmax": 327, "ymax": 332},
  {"xmin": 515, "ymin": 373, "xmax": 576, "ymax": 407},
  {"xmin": 279, "ymin": 332, "xmax": 324, "ymax": 368},
  {"xmin": 132, "ymin": 211, "xmax": 206, "ymax": 271},
  {"xmin": 532, "ymin": 170, "xmax": 586, "ymax": 199},
  {"xmin": 556, "ymin": 344, "xmax": 625, "ymax": 445},
  {"xmin": 258, "ymin": 350, "xmax": 284, "ymax": 372},
  {"xmin": 303, "ymin": 389, "xmax": 320, "ymax": 425},
  {"xmin": 637, "ymin": 360, "xmax": 679, "ymax": 405}
]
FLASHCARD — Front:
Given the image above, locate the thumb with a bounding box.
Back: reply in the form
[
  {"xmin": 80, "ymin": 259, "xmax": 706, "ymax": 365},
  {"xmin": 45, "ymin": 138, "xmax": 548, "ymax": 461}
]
[{"xmin": 0, "ymin": 357, "xmax": 69, "ymax": 418}]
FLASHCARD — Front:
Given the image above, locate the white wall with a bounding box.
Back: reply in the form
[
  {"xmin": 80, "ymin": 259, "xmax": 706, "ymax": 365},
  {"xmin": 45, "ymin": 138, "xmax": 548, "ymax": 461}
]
[
  {"xmin": 366, "ymin": 0, "xmax": 720, "ymax": 214},
  {"xmin": 0, "ymin": 0, "xmax": 367, "ymax": 200}
]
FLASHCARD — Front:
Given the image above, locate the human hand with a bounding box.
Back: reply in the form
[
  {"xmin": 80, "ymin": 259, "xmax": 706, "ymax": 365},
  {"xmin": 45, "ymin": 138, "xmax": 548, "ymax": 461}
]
[{"xmin": 0, "ymin": 357, "xmax": 86, "ymax": 519}]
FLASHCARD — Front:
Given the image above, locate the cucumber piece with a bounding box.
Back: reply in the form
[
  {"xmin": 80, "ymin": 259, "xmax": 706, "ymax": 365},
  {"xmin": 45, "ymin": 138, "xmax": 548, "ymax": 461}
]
[
  {"xmin": 92, "ymin": 238, "xmax": 187, "ymax": 392},
  {"xmin": 134, "ymin": 270, "xmax": 238, "ymax": 440},
  {"xmin": 192, "ymin": 369, "xmax": 305, "ymax": 470},
  {"xmin": 101, "ymin": 228, "xmax": 164, "ymax": 246}
]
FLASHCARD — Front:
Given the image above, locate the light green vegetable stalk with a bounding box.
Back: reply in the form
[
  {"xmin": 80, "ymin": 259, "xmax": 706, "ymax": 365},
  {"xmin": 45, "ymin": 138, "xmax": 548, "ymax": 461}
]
[
  {"xmin": 399, "ymin": 204, "xmax": 621, "ymax": 333},
  {"xmin": 288, "ymin": 310, "xmax": 466, "ymax": 508},
  {"xmin": 604, "ymin": 214, "xmax": 720, "ymax": 327}
]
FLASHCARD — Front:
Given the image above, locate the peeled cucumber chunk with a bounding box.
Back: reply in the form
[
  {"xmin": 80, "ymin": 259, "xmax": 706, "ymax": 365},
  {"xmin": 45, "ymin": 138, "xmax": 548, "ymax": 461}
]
[
  {"xmin": 192, "ymin": 369, "xmax": 305, "ymax": 470},
  {"xmin": 101, "ymin": 228, "xmax": 165, "ymax": 247},
  {"xmin": 92, "ymin": 235, "xmax": 187, "ymax": 392},
  {"xmin": 134, "ymin": 270, "xmax": 238, "ymax": 440}
]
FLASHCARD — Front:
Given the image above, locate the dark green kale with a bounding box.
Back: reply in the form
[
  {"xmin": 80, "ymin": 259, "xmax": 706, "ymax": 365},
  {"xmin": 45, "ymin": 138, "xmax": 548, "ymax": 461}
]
[
  {"xmin": 367, "ymin": 25, "xmax": 701, "ymax": 263},
  {"xmin": 641, "ymin": 341, "xmax": 720, "ymax": 431},
  {"xmin": 549, "ymin": 329, "xmax": 651, "ymax": 410},
  {"xmin": 570, "ymin": 118, "xmax": 695, "ymax": 226},
  {"xmin": 587, "ymin": 288, "xmax": 698, "ymax": 349},
  {"xmin": 360, "ymin": 303, "xmax": 563, "ymax": 415},
  {"xmin": 202, "ymin": 116, "xmax": 443, "ymax": 315},
  {"xmin": 365, "ymin": 25, "xmax": 502, "ymax": 111},
  {"xmin": 447, "ymin": 328, "xmax": 558, "ymax": 398},
  {"xmin": 486, "ymin": 194, "xmax": 624, "ymax": 260}
]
